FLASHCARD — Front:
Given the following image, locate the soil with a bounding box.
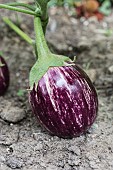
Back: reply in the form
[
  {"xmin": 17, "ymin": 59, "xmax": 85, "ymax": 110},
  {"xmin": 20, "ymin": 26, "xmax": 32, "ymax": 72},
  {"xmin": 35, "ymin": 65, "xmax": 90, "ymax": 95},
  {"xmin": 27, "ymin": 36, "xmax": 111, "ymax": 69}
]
[{"xmin": 0, "ymin": 3, "xmax": 113, "ymax": 170}]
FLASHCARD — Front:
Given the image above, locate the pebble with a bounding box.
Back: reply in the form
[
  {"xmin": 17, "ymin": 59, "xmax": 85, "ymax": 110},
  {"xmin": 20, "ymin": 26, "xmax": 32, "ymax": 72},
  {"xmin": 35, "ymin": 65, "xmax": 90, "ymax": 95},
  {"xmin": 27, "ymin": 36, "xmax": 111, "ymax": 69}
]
[
  {"xmin": 6, "ymin": 157, "xmax": 23, "ymax": 169},
  {"xmin": 89, "ymin": 160, "xmax": 99, "ymax": 169},
  {"xmin": 0, "ymin": 101, "xmax": 26, "ymax": 123},
  {"xmin": 68, "ymin": 146, "xmax": 81, "ymax": 156},
  {"xmin": 68, "ymin": 158, "xmax": 80, "ymax": 166},
  {"xmin": 46, "ymin": 165, "xmax": 58, "ymax": 170},
  {"xmin": 108, "ymin": 65, "xmax": 113, "ymax": 73},
  {"xmin": 0, "ymin": 156, "xmax": 5, "ymax": 162},
  {"xmin": 64, "ymin": 164, "xmax": 71, "ymax": 170},
  {"xmin": 0, "ymin": 164, "xmax": 10, "ymax": 170},
  {"xmin": 88, "ymin": 16, "xmax": 98, "ymax": 23},
  {"xmin": 77, "ymin": 41, "xmax": 90, "ymax": 50},
  {"xmin": 49, "ymin": 19, "xmax": 57, "ymax": 32}
]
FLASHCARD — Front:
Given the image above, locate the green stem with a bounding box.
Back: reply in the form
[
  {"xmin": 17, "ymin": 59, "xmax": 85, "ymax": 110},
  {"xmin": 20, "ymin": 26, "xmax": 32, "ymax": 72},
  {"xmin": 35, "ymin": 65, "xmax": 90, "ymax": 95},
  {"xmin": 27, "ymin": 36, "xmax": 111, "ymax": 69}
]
[
  {"xmin": 34, "ymin": 16, "xmax": 51, "ymax": 58},
  {"xmin": 35, "ymin": 0, "xmax": 50, "ymax": 33},
  {"xmin": 7, "ymin": 2, "xmax": 36, "ymax": 11},
  {"xmin": 35, "ymin": 0, "xmax": 49, "ymax": 21},
  {"xmin": 3, "ymin": 17, "xmax": 33, "ymax": 45},
  {"xmin": 0, "ymin": 4, "xmax": 36, "ymax": 16}
]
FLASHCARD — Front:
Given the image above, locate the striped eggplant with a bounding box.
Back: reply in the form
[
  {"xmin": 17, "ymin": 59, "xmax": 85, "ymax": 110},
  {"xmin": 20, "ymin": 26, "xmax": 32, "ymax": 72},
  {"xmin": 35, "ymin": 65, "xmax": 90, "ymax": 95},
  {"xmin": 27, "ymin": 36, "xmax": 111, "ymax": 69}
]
[
  {"xmin": 29, "ymin": 65, "xmax": 98, "ymax": 138},
  {"xmin": 0, "ymin": 56, "xmax": 9, "ymax": 96}
]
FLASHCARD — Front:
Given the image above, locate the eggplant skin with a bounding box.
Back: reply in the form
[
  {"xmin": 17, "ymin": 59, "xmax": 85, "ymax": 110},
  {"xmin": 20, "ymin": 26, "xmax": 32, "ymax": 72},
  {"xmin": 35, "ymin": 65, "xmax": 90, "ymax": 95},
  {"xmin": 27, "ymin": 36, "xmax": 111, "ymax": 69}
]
[
  {"xmin": 0, "ymin": 56, "xmax": 9, "ymax": 96},
  {"xmin": 29, "ymin": 65, "xmax": 98, "ymax": 138}
]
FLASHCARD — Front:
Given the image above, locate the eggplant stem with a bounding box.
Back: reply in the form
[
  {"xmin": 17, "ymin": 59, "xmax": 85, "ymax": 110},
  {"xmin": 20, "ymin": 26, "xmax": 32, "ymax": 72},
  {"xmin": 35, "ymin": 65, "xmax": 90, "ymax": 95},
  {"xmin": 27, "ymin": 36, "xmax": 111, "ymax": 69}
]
[
  {"xmin": 34, "ymin": 16, "xmax": 51, "ymax": 58},
  {"xmin": 35, "ymin": 0, "xmax": 50, "ymax": 33}
]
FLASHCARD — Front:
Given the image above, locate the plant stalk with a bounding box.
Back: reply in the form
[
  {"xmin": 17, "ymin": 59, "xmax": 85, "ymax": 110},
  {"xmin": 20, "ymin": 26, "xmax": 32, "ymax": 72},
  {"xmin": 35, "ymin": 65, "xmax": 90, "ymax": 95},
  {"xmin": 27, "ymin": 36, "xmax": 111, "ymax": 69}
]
[
  {"xmin": 3, "ymin": 17, "xmax": 33, "ymax": 45},
  {"xmin": 34, "ymin": 16, "xmax": 51, "ymax": 58},
  {"xmin": 35, "ymin": 0, "xmax": 49, "ymax": 20},
  {"xmin": 35, "ymin": 0, "xmax": 50, "ymax": 33},
  {"xmin": 7, "ymin": 2, "xmax": 36, "ymax": 11},
  {"xmin": 0, "ymin": 4, "xmax": 36, "ymax": 16}
]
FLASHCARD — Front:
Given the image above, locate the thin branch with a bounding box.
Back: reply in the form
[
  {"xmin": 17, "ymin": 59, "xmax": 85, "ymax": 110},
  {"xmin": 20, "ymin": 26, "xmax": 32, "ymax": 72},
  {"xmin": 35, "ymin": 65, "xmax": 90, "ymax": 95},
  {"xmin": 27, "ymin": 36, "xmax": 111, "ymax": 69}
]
[
  {"xmin": 6, "ymin": 2, "xmax": 36, "ymax": 11},
  {"xmin": 0, "ymin": 4, "xmax": 36, "ymax": 16},
  {"xmin": 3, "ymin": 17, "xmax": 33, "ymax": 45}
]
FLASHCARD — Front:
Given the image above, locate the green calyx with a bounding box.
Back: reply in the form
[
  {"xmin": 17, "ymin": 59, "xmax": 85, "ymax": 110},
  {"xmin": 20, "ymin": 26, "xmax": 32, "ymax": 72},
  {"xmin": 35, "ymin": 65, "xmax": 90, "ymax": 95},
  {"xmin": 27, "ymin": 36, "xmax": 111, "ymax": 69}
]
[
  {"xmin": 29, "ymin": 53, "xmax": 71, "ymax": 89},
  {"xmin": 6, "ymin": 2, "xmax": 36, "ymax": 11},
  {"xmin": 0, "ymin": 4, "xmax": 37, "ymax": 16}
]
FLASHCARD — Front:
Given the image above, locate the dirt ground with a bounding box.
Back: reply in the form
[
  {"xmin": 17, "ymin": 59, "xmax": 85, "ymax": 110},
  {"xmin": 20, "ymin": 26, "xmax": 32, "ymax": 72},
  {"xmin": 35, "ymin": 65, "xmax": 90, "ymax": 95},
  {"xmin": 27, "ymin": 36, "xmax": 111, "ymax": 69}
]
[{"xmin": 0, "ymin": 4, "xmax": 113, "ymax": 170}]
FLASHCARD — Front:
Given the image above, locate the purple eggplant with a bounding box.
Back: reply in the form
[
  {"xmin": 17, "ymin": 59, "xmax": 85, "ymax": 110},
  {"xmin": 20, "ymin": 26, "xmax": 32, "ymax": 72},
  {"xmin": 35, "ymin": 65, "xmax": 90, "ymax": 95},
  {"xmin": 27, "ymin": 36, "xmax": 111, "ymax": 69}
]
[
  {"xmin": 0, "ymin": 56, "xmax": 9, "ymax": 96},
  {"xmin": 29, "ymin": 65, "xmax": 98, "ymax": 138}
]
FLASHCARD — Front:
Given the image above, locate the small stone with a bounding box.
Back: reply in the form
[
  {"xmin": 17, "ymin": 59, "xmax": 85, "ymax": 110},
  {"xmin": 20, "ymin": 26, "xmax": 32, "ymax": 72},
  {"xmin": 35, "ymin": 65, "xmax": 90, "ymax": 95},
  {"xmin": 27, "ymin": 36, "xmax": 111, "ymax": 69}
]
[
  {"xmin": 108, "ymin": 159, "xmax": 113, "ymax": 166},
  {"xmin": 0, "ymin": 101, "xmax": 26, "ymax": 123},
  {"xmin": 88, "ymin": 16, "xmax": 98, "ymax": 23},
  {"xmin": 68, "ymin": 146, "xmax": 81, "ymax": 156},
  {"xmin": 89, "ymin": 160, "xmax": 99, "ymax": 169},
  {"xmin": 64, "ymin": 164, "xmax": 71, "ymax": 170},
  {"xmin": 68, "ymin": 158, "xmax": 80, "ymax": 166},
  {"xmin": 34, "ymin": 143, "xmax": 43, "ymax": 151},
  {"xmin": 0, "ymin": 156, "xmax": 5, "ymax": 162},
  {"xmin": 70, "ymin": 18, "xmax": 77, "ymax": 25},
  {"xmin": 46, "ymin": 165, "xmax": 58, "ymax": 170},
  {"xmin": 83, "ymin": 20, "xmax": 89, "ymax": 26},
  {"xmin": 79, "ymin": 167, "xmax": 86, "ymax": 170},
  {"xmin": 49, "ymin": 19, "xmax": 57, "ymax": 32},
  {"xmin": 6, "ymin": 157, "xmax": 23, "ymax": 169},
  {"xmin": 77, "ymin": 41, "xmax": 90, "ymax": 50},
  {"xmin": 0, "ymin": 164, "xmax": 10, "ymax": 170},
  {"xmin": 108, "ymin": 65, "xmax": 113, "ymax": 73}
]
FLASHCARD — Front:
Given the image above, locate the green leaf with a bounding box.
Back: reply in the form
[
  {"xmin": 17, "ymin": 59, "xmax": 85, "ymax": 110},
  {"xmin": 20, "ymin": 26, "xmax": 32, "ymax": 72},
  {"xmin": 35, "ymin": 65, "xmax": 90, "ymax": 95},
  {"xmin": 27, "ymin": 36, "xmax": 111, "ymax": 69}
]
[{"xmin": 99, "ymin": 0, "xmax": 111, "ymax": 16}]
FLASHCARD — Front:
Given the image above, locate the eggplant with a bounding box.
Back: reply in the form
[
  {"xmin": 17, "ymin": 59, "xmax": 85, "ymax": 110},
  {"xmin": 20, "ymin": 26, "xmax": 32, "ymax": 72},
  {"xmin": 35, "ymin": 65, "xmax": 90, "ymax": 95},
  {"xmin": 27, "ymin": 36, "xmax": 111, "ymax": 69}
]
[
  {"xmin": 0, "ymin": 56, "xmax": 9, "ymax": 96},
  {"xmin": 29, "ymin": 65, "xmax": 98, "ymax": 138}
]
